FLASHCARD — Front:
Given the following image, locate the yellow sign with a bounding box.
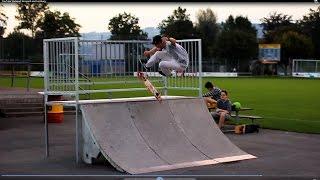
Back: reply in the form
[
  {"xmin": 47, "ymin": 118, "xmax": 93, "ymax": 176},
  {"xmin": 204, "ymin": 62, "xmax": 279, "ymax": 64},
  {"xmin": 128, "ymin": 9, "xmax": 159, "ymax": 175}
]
[
  {"xmin": 259, "ymin": 44, "xmax": 281, "ymax": 49},
  {"xmin": 259, "ymin": 44, "xmax": 281, "ymax": 61}
]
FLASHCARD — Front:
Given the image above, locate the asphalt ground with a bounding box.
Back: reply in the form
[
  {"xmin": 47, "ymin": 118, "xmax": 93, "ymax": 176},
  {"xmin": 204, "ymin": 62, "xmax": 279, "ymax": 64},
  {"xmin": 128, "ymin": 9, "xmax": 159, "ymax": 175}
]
[{"xmin": 0, "ymin": 114, "xmax": 319, "ymax": 180}]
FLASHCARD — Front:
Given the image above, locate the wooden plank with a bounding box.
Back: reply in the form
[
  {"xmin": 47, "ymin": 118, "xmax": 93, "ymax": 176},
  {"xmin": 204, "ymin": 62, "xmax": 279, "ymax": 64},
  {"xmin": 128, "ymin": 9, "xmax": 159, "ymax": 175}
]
[
  {"xmin": 231, "ymin": 115, "xmax": 263, "ymax": 119},
  {"xmin": 231, "ymin": 114, "xmax": 263, "ymax": 123},
  {"xmin": 238, "ymin": 107, "xmax": 253, "ymax": 111},
  {"xmin": 208, "ymin": 107, "xmax": 253, "ymax": 112}
]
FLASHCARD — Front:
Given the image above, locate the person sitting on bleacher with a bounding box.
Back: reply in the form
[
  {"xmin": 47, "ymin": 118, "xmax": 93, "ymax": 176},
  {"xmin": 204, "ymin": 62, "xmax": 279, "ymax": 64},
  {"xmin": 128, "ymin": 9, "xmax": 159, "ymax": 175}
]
[
  {"xmin": 211, "ymin": 90, "xmax": 232, "ymax": 128},
  {"xmin": 202, "ymin": 81, "xmax": 221, "ymax": 108}
]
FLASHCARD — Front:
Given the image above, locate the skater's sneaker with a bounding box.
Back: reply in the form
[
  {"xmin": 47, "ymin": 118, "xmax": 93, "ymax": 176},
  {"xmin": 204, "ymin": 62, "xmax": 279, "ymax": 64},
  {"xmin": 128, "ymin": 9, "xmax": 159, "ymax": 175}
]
[
  {"xmin": 158, "ymin": 71, "xmax": 172, "ymax": 77},
  {"xmin": 158, "ymin": 71, "xmax": 166, "ymax": 77}
]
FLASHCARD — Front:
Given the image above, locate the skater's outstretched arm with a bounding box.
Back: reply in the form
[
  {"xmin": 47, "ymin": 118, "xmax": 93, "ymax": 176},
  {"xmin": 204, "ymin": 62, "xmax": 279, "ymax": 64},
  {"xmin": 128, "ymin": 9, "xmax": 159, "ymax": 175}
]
[{"xmin": 144, "ymin": 47, "xmax": 161, "ymax": 57}]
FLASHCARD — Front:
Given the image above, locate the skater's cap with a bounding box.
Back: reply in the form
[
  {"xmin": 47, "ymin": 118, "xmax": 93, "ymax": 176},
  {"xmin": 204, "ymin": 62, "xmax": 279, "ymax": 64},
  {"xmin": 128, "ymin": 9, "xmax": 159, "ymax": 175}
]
[{"xmin": 152, "ymin": 35, "xmax": 162, "ymax": 45}]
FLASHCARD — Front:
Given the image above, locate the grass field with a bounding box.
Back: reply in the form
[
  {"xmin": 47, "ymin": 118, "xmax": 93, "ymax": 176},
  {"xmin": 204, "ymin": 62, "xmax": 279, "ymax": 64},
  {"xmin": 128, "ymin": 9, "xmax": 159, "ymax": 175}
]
[{"xmin": 1, "ymin": 76, "xmax": 319, "ymax": 134}]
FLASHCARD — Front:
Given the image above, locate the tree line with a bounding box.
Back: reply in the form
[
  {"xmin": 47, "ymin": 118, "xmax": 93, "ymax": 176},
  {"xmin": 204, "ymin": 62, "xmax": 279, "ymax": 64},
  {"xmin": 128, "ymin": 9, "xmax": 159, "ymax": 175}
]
[
  {"xmin": 0, "ymin": 4, "xmax": 319, "ymax": 73},
  {"xmin": 0, "ymin": 3, "xmax": 81, "ymax": 62},
  {"xmin": 101, "ymin": 5, "xmax": 320, "ymax": 73}
]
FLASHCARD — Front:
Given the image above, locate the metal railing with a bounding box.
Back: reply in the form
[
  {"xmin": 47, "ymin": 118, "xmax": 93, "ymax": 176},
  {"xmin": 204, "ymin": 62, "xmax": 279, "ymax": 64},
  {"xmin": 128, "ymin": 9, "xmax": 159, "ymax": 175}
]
[{"xmin": 43, "ymin": 37, "xmax": 202, "ymax": 97}]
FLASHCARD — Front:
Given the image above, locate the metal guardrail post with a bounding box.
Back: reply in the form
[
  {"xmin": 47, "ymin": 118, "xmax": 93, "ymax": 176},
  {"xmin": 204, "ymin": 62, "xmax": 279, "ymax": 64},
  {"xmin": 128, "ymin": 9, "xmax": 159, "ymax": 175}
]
[
  {"xmin": 11, "ymin": 64, "xmax": 14, "ymax": 87},
  {"xmin": 43, "ymin": 40, "xmax": 49, "ymax": 158},
  {"xmin": 27, "ymin": 63, "xmax": 30, "ymax": 91},
  {"xmin": 198, "ymin": 39, "xmax": 203, "ymax": 97},
  {"xmin": 74, "ymin": 37, "xmax": 80, "ymax": 164}
]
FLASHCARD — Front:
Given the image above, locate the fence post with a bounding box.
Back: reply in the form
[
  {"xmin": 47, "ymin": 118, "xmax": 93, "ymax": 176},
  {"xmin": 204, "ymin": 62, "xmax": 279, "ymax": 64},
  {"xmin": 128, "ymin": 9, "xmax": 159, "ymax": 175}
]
[
  {"xmin": 43, "ymin": 40, "xmax": 49, "ymax": 158},
  {"xmin": 11, "ymin": 64, "xmax": 14, "ymax": 87},
  {"xmin": 74, "ymin": 37, "xmax": 80, "ymax": 164},
  {"xmin": 198, "ymin": 39, "xmax": 202, "ymax": 97},
  {"xmin": 27, "ymin": 63, "xmax": 30, "ymax": 91}
]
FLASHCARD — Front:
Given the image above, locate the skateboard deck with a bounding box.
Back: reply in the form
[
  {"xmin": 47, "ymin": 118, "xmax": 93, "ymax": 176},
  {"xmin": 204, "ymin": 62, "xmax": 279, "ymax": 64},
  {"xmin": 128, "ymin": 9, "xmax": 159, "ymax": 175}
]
[{"xmin": 137, "ymin": 71, "xmax": 162, "ymax": 102}]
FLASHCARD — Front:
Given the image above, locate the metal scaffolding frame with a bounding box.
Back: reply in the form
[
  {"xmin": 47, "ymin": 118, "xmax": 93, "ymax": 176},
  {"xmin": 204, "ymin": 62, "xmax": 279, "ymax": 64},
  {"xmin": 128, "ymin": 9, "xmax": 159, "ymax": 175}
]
[{"xmin": 43, "ymin": 37, "xmax": 202, "ymax": 162}]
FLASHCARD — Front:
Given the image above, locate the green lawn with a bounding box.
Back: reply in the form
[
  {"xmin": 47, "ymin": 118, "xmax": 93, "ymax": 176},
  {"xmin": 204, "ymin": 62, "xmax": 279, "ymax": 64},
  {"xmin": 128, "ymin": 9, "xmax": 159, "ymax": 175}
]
[{"xmin": 1, "ymin": 76, "xmax": 320, "ymax": 134}]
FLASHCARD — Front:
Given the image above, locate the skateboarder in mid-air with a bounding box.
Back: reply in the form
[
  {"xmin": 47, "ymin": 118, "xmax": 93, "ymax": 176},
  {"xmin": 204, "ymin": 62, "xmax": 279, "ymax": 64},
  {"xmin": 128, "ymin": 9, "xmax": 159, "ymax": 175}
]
[{"xmin": 143, "ymin": 35, "xmax": 189, "ymax": 77}]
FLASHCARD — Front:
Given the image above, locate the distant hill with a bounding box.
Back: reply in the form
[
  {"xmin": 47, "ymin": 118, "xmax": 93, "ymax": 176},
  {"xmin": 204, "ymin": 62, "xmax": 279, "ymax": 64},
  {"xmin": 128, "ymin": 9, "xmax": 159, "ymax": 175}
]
[
  {"xmin": 80, "ymin": 25, "xmax": 263, "ymax": 40},
  {"xmin": 143, "ymin": 27, "xmax": 160, "ymax": 39},
  {"xmin": 253, "ymin": 23, "xmax": 264, "ymax": 39},
  {"xmin": 80, "ymin": 27, "xmax": 160, "ymax": 40},
  {"xmin": 80, "ymin": 32, "xmax": 111, "ymax": 40}
]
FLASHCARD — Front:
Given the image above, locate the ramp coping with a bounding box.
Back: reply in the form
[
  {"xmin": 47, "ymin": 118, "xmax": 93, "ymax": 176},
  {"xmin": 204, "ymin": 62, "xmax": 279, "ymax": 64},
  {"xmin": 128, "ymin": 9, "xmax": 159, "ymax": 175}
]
[{"xmin": 45, "ymin": 96, "xmax": 196, "ymax": 106}]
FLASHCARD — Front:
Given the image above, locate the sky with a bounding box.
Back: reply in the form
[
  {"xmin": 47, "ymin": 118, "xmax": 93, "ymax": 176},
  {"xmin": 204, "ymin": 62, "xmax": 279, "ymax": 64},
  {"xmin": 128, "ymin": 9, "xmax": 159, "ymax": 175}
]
[{"xmin": 2, "ymin": 2, "xmax": 319, "ymax": 37}]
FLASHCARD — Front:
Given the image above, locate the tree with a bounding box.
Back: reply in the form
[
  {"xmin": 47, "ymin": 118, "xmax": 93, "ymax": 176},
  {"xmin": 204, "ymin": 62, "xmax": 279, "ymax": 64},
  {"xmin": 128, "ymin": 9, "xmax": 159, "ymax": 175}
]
[
  {"xmin": 195, "ymin": 8, "xmax": 219, "ymax": 58},
  {"xmin": 15, "ymin": 2, "xmax": 48, "ymax": 38},
  {"xmin": 215, "ymin": 15, "xmax": 258, "ymax": 72},
  {"xmin": 260, "ymin": 12, "xmax": 295, "ymax": 42},
  {"xmin": 275, "ymin": 31, "xmax": 314, "ymax": 75},
  {"xmin": 3, "ymin": 31, "xmax": 35, "ymax": 60},
  {"xmin": 108, "ymin": 12, "xmax": 147, "ymax": 40},
  {"xmin": 158, "ymin": 7, "xmax": 195, "ymax": 39},
  {"xmin": 35, "ymin": 10, "xmax": 81, "ymax": 39},
  {"xmin": 298, "ymin": 6, "xmax": 320, "ymax": 58},
  {"xmin": 234, "ymin": 16, "xmax": 257, "ymax": 35},
  {"xmin": 0, "ymin": 4, "xmax": 8, "ymax": 37}
]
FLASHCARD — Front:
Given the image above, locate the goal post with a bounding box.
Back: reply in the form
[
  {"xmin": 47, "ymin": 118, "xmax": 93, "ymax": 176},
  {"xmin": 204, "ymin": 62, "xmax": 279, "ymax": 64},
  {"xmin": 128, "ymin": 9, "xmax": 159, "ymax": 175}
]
[{"xmin": 292, "ymin": 59, "xmax": 320, "ymax": 78}]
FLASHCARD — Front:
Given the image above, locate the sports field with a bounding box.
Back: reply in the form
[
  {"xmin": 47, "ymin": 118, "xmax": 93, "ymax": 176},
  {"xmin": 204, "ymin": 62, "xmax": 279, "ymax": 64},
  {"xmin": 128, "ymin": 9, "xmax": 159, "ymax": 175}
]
[{"xmin": 1, "ymin": 76, "xmax": 319, "ymax": 134}]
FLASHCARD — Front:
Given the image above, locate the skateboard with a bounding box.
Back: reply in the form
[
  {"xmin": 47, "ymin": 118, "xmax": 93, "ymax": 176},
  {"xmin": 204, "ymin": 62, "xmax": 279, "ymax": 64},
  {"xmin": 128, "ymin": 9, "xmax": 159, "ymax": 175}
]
[{"xmin": 137, "ymin": 71, "xmax": 162, "ymax": 102}]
